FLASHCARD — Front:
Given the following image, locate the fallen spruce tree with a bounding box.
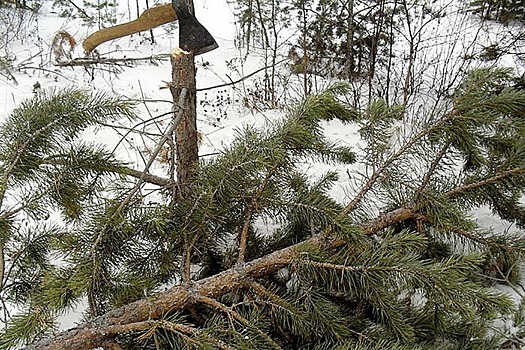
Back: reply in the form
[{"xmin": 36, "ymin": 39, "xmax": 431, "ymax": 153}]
[{"xmin": 0, "ymin": 70, "xmax": 524, "ymax": 349}]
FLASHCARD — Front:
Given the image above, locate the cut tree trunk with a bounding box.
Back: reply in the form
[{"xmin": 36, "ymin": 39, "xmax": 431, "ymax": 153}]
[{"xmin": 169, "ymin": 49, "xmax": 198, "ymax": 195}]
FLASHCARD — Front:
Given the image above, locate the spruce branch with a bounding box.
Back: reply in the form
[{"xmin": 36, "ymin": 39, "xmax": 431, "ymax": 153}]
[
  {"xmin": 414, "ymin": 140, "xmax": 453, "ymax": 199},
  {"xmin": 301, "ymin": 260, "xmax": 428, "ymax": 276},
  {"xmin": 0, "ymin": 89, "xmax": 136, "ymax": 209},
  {"xmin": 195, "ymin": 295, "xmax": 283, "ymax": 349},
  {"xmin": 86, "ymin": 88, "xmax": 188, "ymax": 311},
  {"xmin": 17, "ymin": 161, "xmax": 513, "ymax": 349},
  {"xmin": 28, "ymin": 158, "xmax": 518, "ymax": 348},
  {"xmin": 1, "ymin": 230, "xmax": 53, "ymax": 294},
  {"xmin": 244, "ymin": 281, "xmax": 317, "ymax": 339},
  {"xmin": 0, "ymin": 86, "xmax": 140, "ymax": 319},
  {"xmin": 361, "ymin": 165, "xmax": 524, "ymax": 235},
  {"xmin": 9, "ymin": 77, "xmax": 523, "ymax": 349},
  {"xmin": 341, "ymin": 111, "xmax": 456, "ymax": 216},
  {"xmin": 16, "ymin": 208, "xmax": 435, "ymax": 350},
  {"xmin": 419, "ymin": 215, "xmax": 525, "ymax": 253},
  {"xmin": 39, "ymin": 152, "xmax": 172, "ymax": 188},
  {"xmin": 1, "ymin": 307, "xmax": 57, "ymax": 350},
  {"xmin": 445, "ymin": 167, "xmax": 525, "ymax": 198}
]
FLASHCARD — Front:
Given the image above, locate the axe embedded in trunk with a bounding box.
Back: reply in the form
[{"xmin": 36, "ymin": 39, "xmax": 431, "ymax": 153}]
[
  {"xmin": 172, "ymin": 0, "xmax": 218, "ymax": 55},
  {"xmin": 82, "ymin": 2, "xmax": 218, "ymax": 56}
]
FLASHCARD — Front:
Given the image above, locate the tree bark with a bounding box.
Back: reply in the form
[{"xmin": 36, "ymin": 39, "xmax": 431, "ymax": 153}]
[{"xmin": 170, "ymin": 49, "xmax": 198, "ymax": 194}]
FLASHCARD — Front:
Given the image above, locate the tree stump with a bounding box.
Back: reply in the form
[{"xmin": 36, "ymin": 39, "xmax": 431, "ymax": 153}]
[{"xmin": 169, "ymin": 48, "xmax": 198, "ymax": 195}]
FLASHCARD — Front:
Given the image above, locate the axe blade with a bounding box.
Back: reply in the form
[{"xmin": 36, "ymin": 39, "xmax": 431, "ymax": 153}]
[{"xmin": 172, "ymin": 0, "xmax": 218, "ymax": 56}]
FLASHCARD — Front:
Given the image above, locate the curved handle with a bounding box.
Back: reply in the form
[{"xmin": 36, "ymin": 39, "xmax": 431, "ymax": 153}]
[{"xmin": 82, "ymin": 4, "xmax": 178, "ymax": 53}]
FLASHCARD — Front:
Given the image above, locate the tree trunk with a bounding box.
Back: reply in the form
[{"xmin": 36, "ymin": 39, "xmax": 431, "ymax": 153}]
[
  {"xmin": 169, "ymin": 50, "xmax": 198, "ymax": 195},
  {"xmin": 344, "ymin": 0, "xmax": 355, "ymax": 80},
  {"xmin": 166, "ymin": 0, "xmax": 199, "ymax": 197}
]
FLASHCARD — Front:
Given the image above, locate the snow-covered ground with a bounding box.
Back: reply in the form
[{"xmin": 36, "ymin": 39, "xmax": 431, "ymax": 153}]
[{"xmin": 1, "ymin": 0, "xmax": 524, "ymax": 344}]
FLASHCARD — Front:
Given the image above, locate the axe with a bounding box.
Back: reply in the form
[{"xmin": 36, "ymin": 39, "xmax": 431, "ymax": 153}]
[{"xmin": 82, "ymin": 0, "xmax": 218, "ymax": 55}]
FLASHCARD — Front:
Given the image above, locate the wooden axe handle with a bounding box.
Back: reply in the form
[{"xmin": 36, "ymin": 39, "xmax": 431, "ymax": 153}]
[{"xmin": 83, "ymin": 4, "xmax": 177, "ymax": 52}]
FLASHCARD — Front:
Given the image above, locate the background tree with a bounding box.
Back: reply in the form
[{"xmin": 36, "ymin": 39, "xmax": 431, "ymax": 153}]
[
  {"xmin": 288, "ymin": 0, "xmax": 397, "ymax": 83},
  {"xmin": 469, "ymin": 0, "xmax": 525, "ymax": 67},
  {"xmin": 470, "ymin": 0, "xmax": 525, "ymax": 22},
  {"xmin": 230, "ymin": 0, "xmax": 292, "ymax": 107}
]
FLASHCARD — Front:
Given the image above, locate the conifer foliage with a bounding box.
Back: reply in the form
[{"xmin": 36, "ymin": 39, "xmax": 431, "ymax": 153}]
[
  {"xmin": 0, "ymin": 89, "xmax": 136, "ymax": 348},
  {"xmin": 0, "ymin": 70, "xmax": 524, "ymax": 349}
]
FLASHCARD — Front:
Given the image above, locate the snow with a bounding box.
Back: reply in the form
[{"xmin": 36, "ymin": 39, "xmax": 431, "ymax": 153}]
[{"xmin": 0, "ymin": 0, "xmax": 523, "ymax": 343}]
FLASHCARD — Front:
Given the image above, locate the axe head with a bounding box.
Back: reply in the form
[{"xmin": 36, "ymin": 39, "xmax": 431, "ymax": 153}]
[{"xmin": 172, "ymin": 0, "xmax": 218, "ymax": 56}]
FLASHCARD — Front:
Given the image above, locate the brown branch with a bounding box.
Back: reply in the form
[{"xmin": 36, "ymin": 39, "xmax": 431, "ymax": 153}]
[
  {"xmin": 445, "ymin": 168, "xmax": 525, "ymax": 199},
  {"xmin": 361, "ymin": 206, "xmax": 417, "ymax": 234},
  {"xmin": 0, "ymin": 243, "xmax": 4, "ymax": 293},
  {"xmin": 196, "ymin": 58, "xmax": 289, "ymax": 92},
  {"xmin": 195, "ymin": 295, "xmax": 282, "ymax": 349},
  {"xmin": 39, "ymin": 157, "xmax": 172, "ymax": 187},
  {"xmin": 182, "ymin": 235, "xmax": 198, "ymax": 283},
  {"xmin": 120, "ymin": 167, "xmax": 172, "ymax": 187},
  {"xmin": 237, "ymin": 206, "xmax": 253, "ymax": 265},
  {"xmin": 55, "ymin": 54, "xmax": 171, "ymax": 67}
]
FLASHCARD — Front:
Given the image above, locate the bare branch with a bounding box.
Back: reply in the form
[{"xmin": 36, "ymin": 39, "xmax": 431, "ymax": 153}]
[
  {"xmin": 120, "ymin": 166, "xmax": 172, "ymax": 187},
  {"xmin": 195, "ymin": 295, "xmax": 283, "ymax": 349},
  {"xmin": 54, "ymin": 54, "xmax": 171, "ymax": 67},
  {"xmin": 445, "ymin": 168, "xmax": 525, "ymax": 198},
  {"xmin": 196, "ymin": 58, "xmax": 288, "ymax": 92}
]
